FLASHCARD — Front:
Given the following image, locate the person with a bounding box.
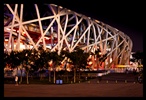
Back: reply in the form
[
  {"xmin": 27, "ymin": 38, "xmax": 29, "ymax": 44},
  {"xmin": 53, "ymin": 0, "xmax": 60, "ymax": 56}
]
[{"xmin": 15, "ymin": 75, "xmax": 18, "ymax": 86}]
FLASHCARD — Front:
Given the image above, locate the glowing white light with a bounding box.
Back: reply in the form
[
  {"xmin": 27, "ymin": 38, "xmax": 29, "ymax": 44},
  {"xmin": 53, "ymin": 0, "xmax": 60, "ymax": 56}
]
[
  {"xmin": 6, "ymin": 28, "xmax": 11, "ymax": 30},
  {"xmin": 30, "ymin": 45, "xmax": 33, "ymax": 49},
  {"xmin": 20, "ymin": 43, "xmax": 25, "ymax": 50},
  {"xmin": 88, "ymin": 61, "xmax": 92, "ymax": 65},
  {"xmin": 110, "ymin": 58, "xmax": 112, "ymax": 63},
  {"xmin": 46, "ymin": 45, "xmax": 51, "ymax": 49},
  {"xmin": 44, "ymin": 37, "xmax": 50, "ymax": 40},
  {"xmin": 13, "ymin": 29, "xmax": 16, "ymax": 32},
  {"xmin": 5, "ymin": 39, "xmax": 8, "ymax": 41}
]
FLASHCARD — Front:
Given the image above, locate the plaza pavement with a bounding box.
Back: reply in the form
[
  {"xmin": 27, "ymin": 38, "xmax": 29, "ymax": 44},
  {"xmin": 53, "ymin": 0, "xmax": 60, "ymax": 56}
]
[{"xmin": 4, "ymin": 73, "xmax": 143, "ymax": 97}]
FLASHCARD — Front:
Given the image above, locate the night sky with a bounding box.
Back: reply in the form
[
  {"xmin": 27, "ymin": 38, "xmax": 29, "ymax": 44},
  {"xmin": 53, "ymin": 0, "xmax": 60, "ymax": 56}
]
[{"xmin": 48, "ymin": 0, "xmax": 144, "ymax": 52}]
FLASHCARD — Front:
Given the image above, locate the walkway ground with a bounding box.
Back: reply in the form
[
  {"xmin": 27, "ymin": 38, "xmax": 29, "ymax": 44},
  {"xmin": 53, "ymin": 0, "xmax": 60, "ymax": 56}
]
[
  {"xmin": 4, "ymin": 73, "xmax": 143, "ymax": 97},
  {"xmin": 4, "ymin": 82, "xmax": 143, "ymax": 97}
]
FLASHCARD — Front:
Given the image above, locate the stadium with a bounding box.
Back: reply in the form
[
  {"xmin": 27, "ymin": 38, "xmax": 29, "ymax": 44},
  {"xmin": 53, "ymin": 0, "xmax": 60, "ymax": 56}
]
[{"xmin": 4, "ymin": 4, "xmax": 133, "ymax": 70}]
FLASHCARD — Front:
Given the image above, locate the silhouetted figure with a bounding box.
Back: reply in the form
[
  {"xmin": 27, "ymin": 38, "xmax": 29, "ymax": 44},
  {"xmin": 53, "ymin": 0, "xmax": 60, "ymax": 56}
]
[{"xmin": 15, "ymin": 75, "xmax": 18, "ymax": 86}]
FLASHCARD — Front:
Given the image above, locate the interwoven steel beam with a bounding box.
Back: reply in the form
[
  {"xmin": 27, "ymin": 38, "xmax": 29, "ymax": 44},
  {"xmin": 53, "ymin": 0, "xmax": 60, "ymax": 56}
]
[{"xmin": 4, "ymin": 4, "xmax": 133, "ymax": 67}]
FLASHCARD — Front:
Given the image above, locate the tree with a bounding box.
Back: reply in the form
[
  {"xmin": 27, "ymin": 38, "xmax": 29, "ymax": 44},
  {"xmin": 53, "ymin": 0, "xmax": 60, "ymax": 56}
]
[
  {"xmin": 34, "ymin": 49, "xmax": 47, "ymax": 81},
  {"xmin": 67, "ymin": 48, "xmax": 89, "ymax": 83},
  {"xmin": 42, "ymin": 51, "xmax": 54, "ymax": 83},
  {"xmin": 49, "ymin": 51, "xmax": 64, "ymax": 84},
  {"xmin": 15, "ymin": 51, "xmax": 24, "ymax": 83},
  {"xmin": 132, "ymin": 51, "xmax": 143, "ymax": 65},
  {"xmin": 16, "ymin": 49, "xmax": 33, "ymax": 84},
  {"xmin": 4, "ymin": 51, "xmax": 10, "ymax": 67},
  {"xmin": 6, "ymin": 51, "xmax": 21, "ymax": 78},
  {"xmin": 7, "ymin": 51, "xmax": 20, "ymax": 68},
  {"xmin": 59, "ymin": 50, "xmax": 71, "ymax": 83},
  {"xmin": 94, "ymin": 49, "xmax": 108, "ymax": 70}
]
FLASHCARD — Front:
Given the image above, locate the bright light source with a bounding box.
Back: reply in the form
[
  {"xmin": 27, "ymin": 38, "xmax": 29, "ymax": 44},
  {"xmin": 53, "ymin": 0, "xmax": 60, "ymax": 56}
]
[
  {"xmin": 110, "ymin": 58, "xmax": 112, "ymax": 63},
  {"xmin": 30, "ymin": 45, "xmax": 33, "ymax": 49},
  {"xmin": 99, "ymin": 52, "xmax": 102, "ymax": 55},
  {"xmin": 5, "ymin": 39, "xmax": 8, "ymax": 41},
  {"xmin": 20, "ymin": 43, "xmax": 25, "ymax": 50},
  {"xmin": 6, "ymin": 28, "xmax": 11, "ymax": 30},
  {"xmin": 13, "ymin": 29, "xmax": 16, "ymax": 32},
  {"xmin": 46, "ymin": 45, "xmax": 51, "ymax": 49},
  {"xmin": 44, "ymin": 37, "xmax": 50, "ymax": 40},
  {"xmin": 88, "ymin": 61, "xmax": 92, "ymax": 65}
]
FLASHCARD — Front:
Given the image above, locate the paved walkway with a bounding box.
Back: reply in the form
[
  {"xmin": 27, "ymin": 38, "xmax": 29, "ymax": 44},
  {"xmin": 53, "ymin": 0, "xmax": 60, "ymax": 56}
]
[
  {"xmin": 4, "ymin": 73, "xmax": 143, "ymax": 97},
  {"xmin": 4, "ymin": 82, "xmax": 143, "ymax": 97}
]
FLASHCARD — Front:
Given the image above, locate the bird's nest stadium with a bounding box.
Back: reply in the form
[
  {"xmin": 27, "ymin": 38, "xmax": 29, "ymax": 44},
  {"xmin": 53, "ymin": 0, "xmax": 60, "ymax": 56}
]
[{"xmin": 4, "ymin": 4, "xmax": 133, "ymax": 69}]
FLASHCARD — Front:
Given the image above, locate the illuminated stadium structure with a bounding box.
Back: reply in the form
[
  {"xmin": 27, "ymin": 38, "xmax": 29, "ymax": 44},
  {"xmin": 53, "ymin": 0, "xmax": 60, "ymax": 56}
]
[{"xmin": 4, "ymin": 4, "xmax": 133, "ymax": 69}]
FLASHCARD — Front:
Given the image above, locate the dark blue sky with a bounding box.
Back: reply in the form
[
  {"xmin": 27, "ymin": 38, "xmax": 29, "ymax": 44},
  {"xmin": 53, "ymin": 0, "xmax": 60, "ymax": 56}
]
[{"xmin": 50, "ymin": 0, "xmax": 144, "ymax": 52}]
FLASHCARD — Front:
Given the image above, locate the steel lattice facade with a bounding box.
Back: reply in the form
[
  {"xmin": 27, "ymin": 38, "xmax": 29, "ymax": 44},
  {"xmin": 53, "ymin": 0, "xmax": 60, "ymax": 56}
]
[{"xmin": 4, "ymin": 4, "xmax": 133, "ymax": 68}]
